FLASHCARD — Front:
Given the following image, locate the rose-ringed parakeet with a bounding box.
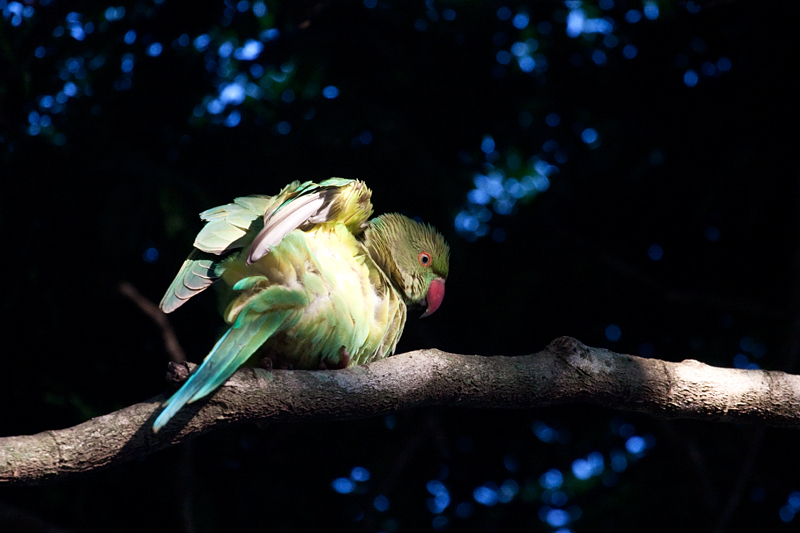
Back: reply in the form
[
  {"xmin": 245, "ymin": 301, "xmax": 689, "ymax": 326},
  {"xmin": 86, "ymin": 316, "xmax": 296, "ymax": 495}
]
[{"xmin": 153, "ymin": 178, "xmax": 450, "ymax": 432}]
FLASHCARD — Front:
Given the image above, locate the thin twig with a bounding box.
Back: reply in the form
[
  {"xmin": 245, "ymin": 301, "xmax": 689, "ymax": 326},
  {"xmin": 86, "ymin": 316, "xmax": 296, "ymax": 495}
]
[{"xmin": 119, "ymin": 281, "xmax": 186, "ymax": 363}]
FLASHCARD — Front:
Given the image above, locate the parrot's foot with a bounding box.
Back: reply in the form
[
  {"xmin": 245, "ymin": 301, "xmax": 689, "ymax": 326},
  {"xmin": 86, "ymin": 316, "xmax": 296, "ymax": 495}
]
[
  {"xmin": 319, "ymin": 347, "xmax": 351, "ymax": 370},
  {"xmin": 339, "ymin": 346, "xmax": 352, "ymax": 368},
  {"xmin": 259, "ymin": 351, "xmax": 293, "ymax": 370}
]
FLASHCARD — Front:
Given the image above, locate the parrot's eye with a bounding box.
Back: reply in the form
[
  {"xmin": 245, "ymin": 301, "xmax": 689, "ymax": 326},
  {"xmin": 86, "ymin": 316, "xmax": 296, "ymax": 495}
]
[{"xmin": 418, "ymin": 252, "xmax": 432, "ymax": 267}]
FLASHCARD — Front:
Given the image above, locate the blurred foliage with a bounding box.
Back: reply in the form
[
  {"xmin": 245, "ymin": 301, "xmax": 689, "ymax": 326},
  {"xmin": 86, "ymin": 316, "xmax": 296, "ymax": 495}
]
[{"xmin": 2, "ymin": 0, "xmax": 800, "ymax": 531}]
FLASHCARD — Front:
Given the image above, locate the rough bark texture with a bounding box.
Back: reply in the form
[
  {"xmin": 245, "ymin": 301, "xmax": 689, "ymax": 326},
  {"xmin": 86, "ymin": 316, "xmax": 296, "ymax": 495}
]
[{"xmin": 3, "ymin": 337, "xmax": 800, "ymax": 486}]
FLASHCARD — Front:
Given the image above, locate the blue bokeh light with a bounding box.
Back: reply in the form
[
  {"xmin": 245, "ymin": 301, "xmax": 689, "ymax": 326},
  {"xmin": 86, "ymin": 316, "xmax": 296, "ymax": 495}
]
[
  {"xmin": 566, "ymin": 8, "xmax": 584, "ymax": 38},
  {"xmin": 546, "ymin": 113, "xmax": 561, "ymax": 127},
  {"xmin": 644, "ymin": 1, "xmax": 659, "ymax": 20},
  {"xmin": 684, "ymin": 69, "xmax": 699, "ymax": 87},
  {"xmin": 497, "ymin": 479, "xmax": 519, "ymax": 502},
  {"xmin": 473, "ymin": 485, "xmax": 498, "ymax": 506},
  {"xmin": 467, "ymin": 188, "xmax": 491, "ymax": 206},
  {"xmin": 512, "ymin": 12, "xmax": 529, "ymax": 30},
  {"xmin": 480, "ymin": 135, "xmax": 496, "ymax": 154},
  {"xmin": 533, "ymin": 420, "xmax": 555, "ymax": 442},
  {"xmin": 610, "ymin": 449, "xmax": 628, "ymax": 472},
  {"xmin": 544, "ymin": 508, "xmax": 571, "ymax": 528},
  {"xmin": 253, "ymin": 1, "xmax": 267, "ymax": 16},
  {"xmin": 235, "ymin": 39, "xmax": 263, "ymax": 60},
  {"xmin": 432, "ymin": 516, "xmax": 448, "ymax": 530},
  {"xmin": 224, "ymin": 110, "xmax": 241, "ymax": 127},
  {"xmin": 351, "ymin": 466, "xmax": 370, "ymax": 482},
  {"xmin": 625, "ymin": 10, "xmax": 642, "ymax": 23},
  {"xmin": 572, "ymin": 459, "xmax": 591, "ymax": 480},
  {"xmin": 456, "ymin": 501, "xmax": 473, "ymax": 518},
  {"xmin": 331, "ymin": 477, "xmax": 355, "ymax": 494},
  {"xmin": 625, "ymin": 435, "xmax": 646, "ymax": 455},
  {"xmin": 705, "ymin": 225, "xmax": 720, "ymax": 242},
  {"xmin": 281, "ymin": 89, "xmax": 295, "ymax": 103},
  {"xmin": 648, "ymin": 244, "xmax": 663, "ymax": 261},
  {"xmin": 218, "ymin": 41, "xmax": 234, "ymax": 58},
  {"xmin": 374, "ymin": 494, "xmax": 389, "ymax": 512},
  {"xmin": 143, "ymin": 247, "xmax": 159, "ymax": 263},
  {"xmin": 581, "ymin": 127, "xmax": 598, "ymax": 144},
  {"xmin": 220, "ymin": 81, "xmax": 246, "ymax": 105},
  {"xmin": 567, "ymin": 5, "xmax": 613, "ymax": 37},
  {"xmin": 518, "ymin": 56, "xmax": 535, "ymax": 72},
  {"xmin": 146, "ymin": 43, "xmax": 162, "ymax": 57},
  {"xmin": 427, "ymin": 491, "xmax": 451, "ymax": 513},
  {"xmin": 788, "ymin": 492, "xmax": 800, "ymax": 510},
  {"xmin": 510, "ymin": 41, "xmax": 528, "ymax": 57},
  {"xmin": 261, "ymin": 28, "xmax": 280, "ymax": 40},
  {"xmin": 733, "ymin": 353, "xmax": 759, "ymax": 370},
  {"xmin": 592, "ymin": 50, "xmax": 607, "ymax": 66},
  {"xmin": 605, "ymin": 324, "xmax": 621, "ymax": 342},
  {"xmin": 104, "ymin": 6, "xmax": 125, "ymax": 21},
  {"xmin": 121, "ymin": 53, "xmax": 134, "ymax": 73},
  {"xmin": 194, "ymin": 34, "xmax": 210, "ymax": 51},
  {"xmin": 540, "ymin": 468, "xmax": 563, "ymax": 490},
  {"xmin": 322, "ymin": 85, "xmax": 339, "ymax": 99}
]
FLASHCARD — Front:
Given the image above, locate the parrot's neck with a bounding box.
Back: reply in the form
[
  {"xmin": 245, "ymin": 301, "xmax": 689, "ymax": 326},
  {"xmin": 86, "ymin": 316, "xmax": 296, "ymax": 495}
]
[{"xmin": 361, "ymin": 222, "xmax": 408, "ymax": 300}]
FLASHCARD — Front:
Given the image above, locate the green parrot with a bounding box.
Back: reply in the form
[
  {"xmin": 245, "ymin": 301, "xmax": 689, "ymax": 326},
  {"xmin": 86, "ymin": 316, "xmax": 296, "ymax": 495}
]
[{"xmin": 153, "ymin": 178, "xmax": 450, "ymax": 432}]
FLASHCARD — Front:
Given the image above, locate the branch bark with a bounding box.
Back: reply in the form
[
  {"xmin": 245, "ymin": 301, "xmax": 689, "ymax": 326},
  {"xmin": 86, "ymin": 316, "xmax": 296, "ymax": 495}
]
[{"xmin": 3, "ymin": 336, "xmax": 800, "ymax": 486}]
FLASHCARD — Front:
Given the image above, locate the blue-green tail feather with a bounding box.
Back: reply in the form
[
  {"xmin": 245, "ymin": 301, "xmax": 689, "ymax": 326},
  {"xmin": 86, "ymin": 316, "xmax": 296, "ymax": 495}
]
[{"xmin": 152, "ymin": 310, "xmax": 292, "ymax": 432}]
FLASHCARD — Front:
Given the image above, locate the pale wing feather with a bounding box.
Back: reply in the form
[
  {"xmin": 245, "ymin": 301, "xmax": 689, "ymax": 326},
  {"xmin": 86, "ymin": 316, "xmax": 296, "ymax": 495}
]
[
  {"xmin": 247, "ymin": 191, "xmax": 336, "ymax": 263},
  {"xmin": 194, "ymin": 202, "xmax": 264, "ymax": 254},
  {"xmin": 159, "ymin": 250, "xmax": 219, "ymax": 313}
]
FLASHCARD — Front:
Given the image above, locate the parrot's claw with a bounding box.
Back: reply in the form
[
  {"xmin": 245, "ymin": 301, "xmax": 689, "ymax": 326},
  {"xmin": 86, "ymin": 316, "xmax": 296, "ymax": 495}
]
[
  {"xmin": 259, "ymin": 355, "xmax": 273, "ymax": 371},
  {"xmin": 259, "ymin": 351, "xmax": 293, "ymax": 370},
  {"xmin": 319, "ymin": 347, "xmax": 351, "ymax": 370},
  {"xmin": 338, "ymin": 346, "xmax": 352, "ymax": 368}
]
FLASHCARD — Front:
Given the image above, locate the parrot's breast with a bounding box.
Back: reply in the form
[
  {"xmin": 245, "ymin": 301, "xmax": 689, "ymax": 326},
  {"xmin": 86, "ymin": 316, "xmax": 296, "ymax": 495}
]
[{"xmin": 223, "ymin": 223, "xmax": 406, "ymax": 369}]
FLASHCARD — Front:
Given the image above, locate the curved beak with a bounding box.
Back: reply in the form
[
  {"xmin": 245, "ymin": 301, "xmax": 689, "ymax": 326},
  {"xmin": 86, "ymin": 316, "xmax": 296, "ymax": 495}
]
[{"xmin": 420, "ymin": 278, "xmax": 446, "ymax": 318}]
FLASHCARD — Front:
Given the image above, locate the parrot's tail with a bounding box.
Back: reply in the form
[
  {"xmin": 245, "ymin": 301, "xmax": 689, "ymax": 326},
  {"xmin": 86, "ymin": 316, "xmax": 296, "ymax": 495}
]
[{"xmin": 153, "ymin": 310, "xmax": 292, "ymax": 433}]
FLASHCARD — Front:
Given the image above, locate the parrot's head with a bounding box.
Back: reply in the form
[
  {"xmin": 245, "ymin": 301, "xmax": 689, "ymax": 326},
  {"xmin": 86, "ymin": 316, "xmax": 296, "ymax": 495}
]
[{"xmin": 363, "ymin": 213, "xmax": 450, "ymax": 318}]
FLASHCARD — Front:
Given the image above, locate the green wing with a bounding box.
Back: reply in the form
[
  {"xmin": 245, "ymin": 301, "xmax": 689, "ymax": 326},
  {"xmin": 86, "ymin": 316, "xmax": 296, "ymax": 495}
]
[
  {"xmin": 159, "ymin": 195, "xmax": 271, "ymax": 313},
  {"xmin": 159, "ymin": 179, "xmax": 373, "ymax": 313}
]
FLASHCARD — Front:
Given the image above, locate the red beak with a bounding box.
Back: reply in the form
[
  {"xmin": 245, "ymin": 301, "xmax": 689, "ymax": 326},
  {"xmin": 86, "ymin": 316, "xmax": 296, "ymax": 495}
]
[{"xmin": 420, "ymin": 278, "xmax": 446, "ymax": 318}]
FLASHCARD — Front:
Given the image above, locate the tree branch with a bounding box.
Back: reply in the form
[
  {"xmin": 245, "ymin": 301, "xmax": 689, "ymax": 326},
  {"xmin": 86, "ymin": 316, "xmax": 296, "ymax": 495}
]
[{"xmin": 3, "ymin": 336, "xmax": 800, "ymax": 486}]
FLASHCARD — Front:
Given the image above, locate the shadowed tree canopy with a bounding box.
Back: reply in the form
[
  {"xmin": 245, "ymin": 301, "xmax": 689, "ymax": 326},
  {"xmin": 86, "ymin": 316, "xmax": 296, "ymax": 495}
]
[{"xmin": 2, "ymin": 0, "xmax": 800, "ymax": 531}]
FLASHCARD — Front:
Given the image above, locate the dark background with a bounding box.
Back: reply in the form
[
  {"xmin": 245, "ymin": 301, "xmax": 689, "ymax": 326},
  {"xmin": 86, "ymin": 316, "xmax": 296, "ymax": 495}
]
[{"xmin": 2, "ymin": 0, "xmax": 800, "ymax": 531}]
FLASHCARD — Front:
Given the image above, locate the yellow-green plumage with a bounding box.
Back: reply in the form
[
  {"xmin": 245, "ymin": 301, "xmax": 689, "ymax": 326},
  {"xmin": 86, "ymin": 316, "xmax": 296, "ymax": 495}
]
[{"xmin": 153, "ymin": 178, "xmax": 449, "ymax": 432}]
